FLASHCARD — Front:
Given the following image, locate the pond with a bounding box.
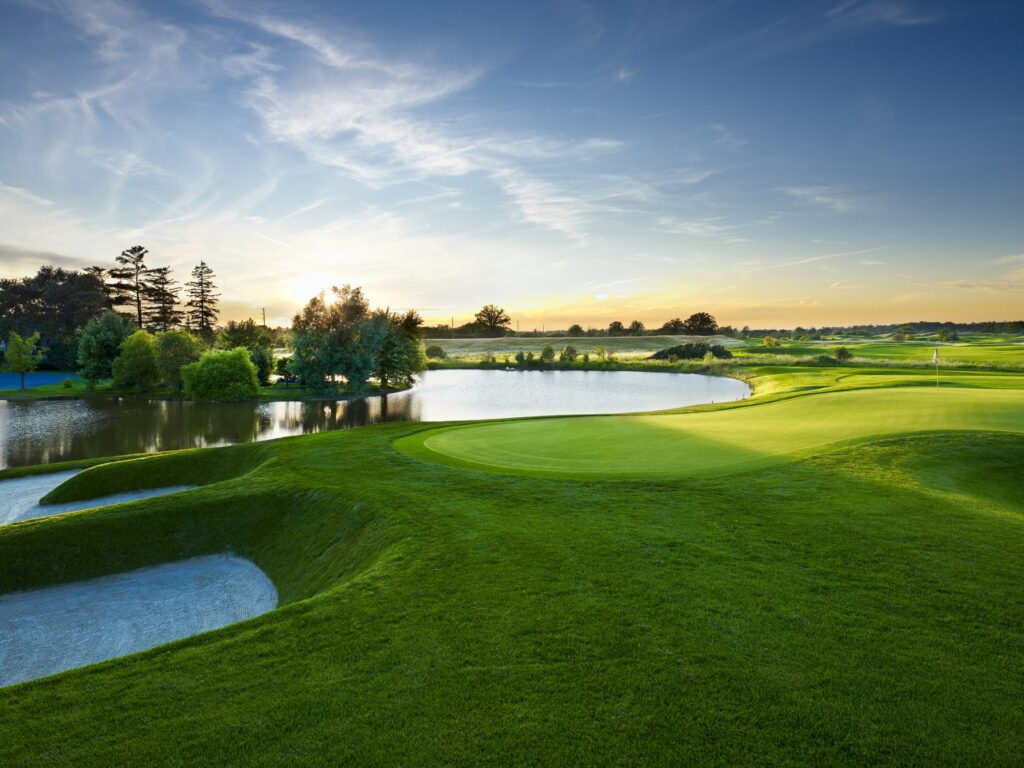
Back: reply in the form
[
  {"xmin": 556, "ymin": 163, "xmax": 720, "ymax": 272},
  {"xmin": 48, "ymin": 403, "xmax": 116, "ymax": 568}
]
[{"xmin": 0, "ymin": 369, "xmax": 749, "ymax": 468}]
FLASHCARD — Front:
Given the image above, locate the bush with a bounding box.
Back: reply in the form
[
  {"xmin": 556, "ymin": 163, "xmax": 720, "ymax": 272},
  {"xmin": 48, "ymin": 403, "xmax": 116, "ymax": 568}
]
[
  {"xmin": 425, "ymin": 345, "xmax": 447, "ymax": 359},
  {"xmin": 181, "ymin": 348, "xmax": 260, "ymax": 400},
  {"xmin": 762, "ymin": 336, "xmax": 781, "ymax": 348},
  {"xmin": 112, "ymin": 331, "xmax": 159, "ymax": 392},
  {"xmin": 559, "ymin": 345, "xmax": 578, "ymax": 362},
  {"xmin": 834, "ymin": 346, "xmax": 853, "ymax": 362},
  {"xmin": 154, "ymin": 330, "xmax": 203, "ymax": 392},
  {"xmin": 77, "ymin": 311, "xmax": 136, "ymax": 385},
  {"xmin": 249, "ymin": 346, "xmax": 273, "ymax": 386},
  {"xmin": 649, "ymin": 343, "xmax": 732, "ymax": 361},
  {"xmin": 63, "ymin": 378, "xmax": 73, "ymax": 389},
  {"xmin": 540, "ymin": 345, "xmax": 555, "ymax": 364}
]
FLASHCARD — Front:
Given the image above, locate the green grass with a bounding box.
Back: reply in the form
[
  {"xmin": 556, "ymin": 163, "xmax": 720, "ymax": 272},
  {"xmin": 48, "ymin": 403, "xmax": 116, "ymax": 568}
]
[
  {"xmin": 400, "ymin": 371, "xmax": 1024, "ymax": 478},
  {"xmin": 1, "ymin": 366, "xmax": 1023, "ymax": 765}
]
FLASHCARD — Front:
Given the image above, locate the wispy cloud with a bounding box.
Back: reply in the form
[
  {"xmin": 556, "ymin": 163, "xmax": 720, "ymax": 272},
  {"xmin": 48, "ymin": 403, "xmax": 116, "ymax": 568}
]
[
  {"xmin": 826, "ymin": 1, "xmax": 936, "ymax": 28},
  {"xmin": 779, "ymin": 185, "xmax": 857, "ymax": 212}
]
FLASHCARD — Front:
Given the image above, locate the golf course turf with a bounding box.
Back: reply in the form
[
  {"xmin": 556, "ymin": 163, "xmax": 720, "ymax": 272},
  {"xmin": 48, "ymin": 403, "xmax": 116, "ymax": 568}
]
[{"xmin": 0, "ymin": 364, "xmax": 1022, "ymax": 765}]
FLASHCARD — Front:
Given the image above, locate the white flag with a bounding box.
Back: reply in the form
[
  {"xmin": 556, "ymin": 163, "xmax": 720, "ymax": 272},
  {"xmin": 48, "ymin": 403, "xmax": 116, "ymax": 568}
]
[{"xmin": 932, "ymin": 349, "xmax": 938, "ymax": 365}]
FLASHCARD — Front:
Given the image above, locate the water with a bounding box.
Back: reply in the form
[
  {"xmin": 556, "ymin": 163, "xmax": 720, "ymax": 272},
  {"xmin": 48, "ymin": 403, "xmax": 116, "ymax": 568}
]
[
  {"xmin": 0, "ymin": 372, "xmax": 79, "ymax": 390},
  {"xmin": 0, "ymin": 370, "xmax": 749, "ymax": 468}
]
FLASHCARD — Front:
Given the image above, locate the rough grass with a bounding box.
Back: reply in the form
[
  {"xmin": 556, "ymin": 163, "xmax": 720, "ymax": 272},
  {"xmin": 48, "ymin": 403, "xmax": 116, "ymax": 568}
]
[{"xmin": 0, "ymin": 368, "xmax": 1022, "ymax": 765}]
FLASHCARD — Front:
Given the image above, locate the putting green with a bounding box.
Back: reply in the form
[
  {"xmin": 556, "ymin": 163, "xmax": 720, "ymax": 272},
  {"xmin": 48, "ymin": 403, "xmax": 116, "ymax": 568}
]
[{"xmin": 398, "ymin": 386, "xmax": 1024, "ymax": 478}]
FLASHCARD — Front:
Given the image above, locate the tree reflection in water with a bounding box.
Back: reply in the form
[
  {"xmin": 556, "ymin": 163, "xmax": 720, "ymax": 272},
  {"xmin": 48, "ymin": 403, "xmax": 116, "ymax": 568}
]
[{"xmin": 0, "ymin": 393, "xmax": 415, "ymax": 468}]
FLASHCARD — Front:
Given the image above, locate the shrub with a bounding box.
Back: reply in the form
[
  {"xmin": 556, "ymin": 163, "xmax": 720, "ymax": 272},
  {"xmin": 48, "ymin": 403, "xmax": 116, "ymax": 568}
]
[
  {"xmin": 834, "ymin": 346, "xmax": 853, "ymax": 362},
  {"xmin": 425, "ymin": 345, "xmax": 447, "ymax": 359},
  {"xmin": 249, "ymin": 346, "xmax": 274, "ymax": 386},
  {"xmin": 540, "ymin": 345, "xmax": 555, "ymax": 364},
  {"xmin": 515, "ymin": 350, "xmax": 526, "ymax": 367},
  {"xmin": 63, "ymin": 378, "xmax": 73, "ymax": 389},
  {"xmin": 77, "ymin": 311, "xmax": 136, "ymax": 385},
  {"xmin": 762, "ymin": 336, "xmax": 781, "ymax": 348},
  {"xmin": 155, "ymin": 330, "xmax": 203, "ymax": 392},
  {"xmin": 112, "ymin": 331, "xmax": 159, "ymax": 392},
  {"xmin": 703, "ymin": 351, "xmax": 715, "ymax": 363},
  {"xmin": 559, "ymin": 345, "xmax": 578, "ymax": 362},
  {"xmin": 182, "ymin": 348, "xmax": 260, "ymax": 400},
  {"xmin": 649, "ymin": 343, "xmax": 732, "ymax": 361}
]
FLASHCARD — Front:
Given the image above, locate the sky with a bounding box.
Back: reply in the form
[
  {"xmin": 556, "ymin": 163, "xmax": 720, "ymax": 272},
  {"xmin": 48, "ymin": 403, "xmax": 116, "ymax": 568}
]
[{"xmin": 0, "ymin": 0, "xmax": 1022, "ymax": 329}]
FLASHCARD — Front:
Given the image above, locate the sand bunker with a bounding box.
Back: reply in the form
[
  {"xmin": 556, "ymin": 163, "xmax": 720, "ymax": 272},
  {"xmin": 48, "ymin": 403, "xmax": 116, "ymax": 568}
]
[
  {"xmin": 0, "ymin": 555, "xmax": 277, "ymax": 687},
  {"xmin": 1, "ymin": 471, "xmax": 196, "ymax": 526}
]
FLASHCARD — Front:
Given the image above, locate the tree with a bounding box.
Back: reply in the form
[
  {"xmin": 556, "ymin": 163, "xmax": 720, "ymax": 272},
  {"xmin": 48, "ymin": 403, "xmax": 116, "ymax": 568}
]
[
  {"xmin": 762, "ymin": 336, "xmax": 781, "ymax": 348},
  {"xmin": 540, "ymin": 344, "xmax": 555, "ymax": 363},
  {"xmin": 182, "ymin": 348, "xmax": 260, "ymax": 400},
  {"xmin": 682, "ymin": 312, "xmax": 717, "ymax": 335},
  {"xmin": 659, "ymin": 317, "xmax": 686, "ymax": 334},
  {"xmin": 834, "ymin": 346, "xmax": 853, "ymax": 362},
  {"xmin": 291, "ymin": 285, "xmax": 421, "ymax": 393},
  {"xmin": 425, "ymin": 345, "xmax": 447, "ymax": 359},
  {"xmin": 185, "ymin": 261, "xmax": 220, "ymax": 342},
  {"xmin": 110, "ymin": 245, "xmax": 152, "ymax": 327},
  {"xmin": 566, "ymin": 324, "xmax": 584, "ymax": 337},
  {"xmin": 0, "ymin": 266, "xmax": 107, "ymax": 369},
  {"xmin": 144, "ymin": 266, "xmax": 183, "ymax": 332},
  {"xmin": 112, "ymin": 331, "xmax": 159, "ymax": 392},
  {"xmin": 154, "ymin": 330, "xmax": 203, "ymax": 392},
  {"xmin": 374, "ymin": 309, "xmax": 426, "ymax": 389},
  {"xmin": 607, "ymin": 321, "xmax": 625, "ymax": 336},
  {"xmin": 77, "ymin": 311, "xmax": 136, "ymax": 386},
  {"xmin": 474, "ymin": 304, "xmax": 511, "ymax": 337},
  {"xmin": 217, "ymin": 319, "xmax": 271, "ymax": 350},
  {"xmin": 629, "ymin": 320, "xmax": 645, "ymax": 336},
  {"xmin": 649, "ymin": 343, "xmax": 732, "ymax": 361},
  {"xmin": 3, "ymin": 331, "xmax": 45, "ymax": 389},
  {"xmin": 249, "ymin": 346, "xmax": 274, "ymax": 386},
  {"xmin": 83, "ymin": 266, "xmax": 114, "ymax": 309},
  {"xmin": 559, "ymin": 345, "xmax": 578, "ymax": 362}
]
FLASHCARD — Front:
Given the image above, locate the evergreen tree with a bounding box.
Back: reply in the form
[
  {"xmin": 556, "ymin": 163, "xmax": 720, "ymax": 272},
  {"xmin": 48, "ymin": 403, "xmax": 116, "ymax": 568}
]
[
  {"xmin": 185, "ymin": 261, "xmax": 220, "ymax": 341},
  {"xmin": 109, "ymin": 245, "xmax": 152, "ymax": 326},
  {"xmin": 145, "ymin": 266, "xmax": 183, "ymax": 331}
]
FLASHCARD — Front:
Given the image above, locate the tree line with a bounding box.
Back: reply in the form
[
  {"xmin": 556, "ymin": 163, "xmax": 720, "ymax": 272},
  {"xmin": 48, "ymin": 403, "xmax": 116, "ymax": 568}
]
[{"xmin": 422, "ymin": 306, "xmax": 725, "ymax": 338}]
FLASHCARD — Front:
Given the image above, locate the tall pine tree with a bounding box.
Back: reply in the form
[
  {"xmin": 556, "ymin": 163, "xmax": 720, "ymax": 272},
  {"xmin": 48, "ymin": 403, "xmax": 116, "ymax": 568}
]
[
  {"xmin": 145, "ymin": 266, "xmax": 183, "ymax": 331},
  {"xmin": 109, "ymin": 246, "xmax": 152, "ymax": 326},
  {"xmin": 185, "ymin": 261, "xmax": 220, "ymax": 341}
]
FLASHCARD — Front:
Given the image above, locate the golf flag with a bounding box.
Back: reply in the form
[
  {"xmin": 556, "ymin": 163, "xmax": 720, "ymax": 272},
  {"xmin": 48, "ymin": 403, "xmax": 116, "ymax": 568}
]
[{"xmin": 932, "ymin": 349, "xmax": 938, "ymax": 365}]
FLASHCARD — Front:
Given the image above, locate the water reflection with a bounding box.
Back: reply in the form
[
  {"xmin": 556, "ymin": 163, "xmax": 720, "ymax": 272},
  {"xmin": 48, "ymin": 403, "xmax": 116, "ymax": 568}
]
[{"xmin": 0, "ymin": 370, "xmax": 748, "ymax": 468}]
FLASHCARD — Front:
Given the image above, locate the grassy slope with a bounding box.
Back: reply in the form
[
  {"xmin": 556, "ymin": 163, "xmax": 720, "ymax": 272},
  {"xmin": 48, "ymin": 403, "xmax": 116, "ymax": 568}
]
[{"xmin": 0, "ymin": 368, "xmax": 1022, "ymax": 765}]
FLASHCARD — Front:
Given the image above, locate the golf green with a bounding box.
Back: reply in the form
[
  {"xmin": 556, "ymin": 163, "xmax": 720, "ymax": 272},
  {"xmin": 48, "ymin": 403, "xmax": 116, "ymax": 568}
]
[{"xmin": 399, "ymin": 385, "xmax": 1024, "ymax": 478}]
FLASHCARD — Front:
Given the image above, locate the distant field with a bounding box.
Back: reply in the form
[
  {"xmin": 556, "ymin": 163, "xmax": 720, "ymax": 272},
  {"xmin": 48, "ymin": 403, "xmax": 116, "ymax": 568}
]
[
  {"xmin": 734, "ymin": 337, "xmax": 1024, "ymax": 365},
  {"xmin": 425, "ymin": 334, "xmax": 740, "ymax": 357}
]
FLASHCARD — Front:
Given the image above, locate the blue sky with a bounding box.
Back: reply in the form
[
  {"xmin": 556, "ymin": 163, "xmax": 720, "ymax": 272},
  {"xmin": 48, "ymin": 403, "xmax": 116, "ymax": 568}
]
[{"xmin": 0, "ymin": 0, "xmax": 1022, "ymax": 327}]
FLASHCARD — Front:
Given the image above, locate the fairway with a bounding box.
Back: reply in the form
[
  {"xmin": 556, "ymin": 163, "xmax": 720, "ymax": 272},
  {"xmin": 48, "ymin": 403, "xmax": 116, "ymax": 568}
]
[{"xmin": 402, "ymin": 382, "xmax": 1024, "ymax": 477}]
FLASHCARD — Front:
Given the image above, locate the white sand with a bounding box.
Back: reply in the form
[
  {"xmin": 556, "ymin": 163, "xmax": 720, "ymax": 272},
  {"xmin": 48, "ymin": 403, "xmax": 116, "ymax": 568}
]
[
  {"xmin": 0, "ymin": 555, "xmax": 277, "ymax": 687},
  {"xmin": 0, "ymin": 471, "xmax": 196, "ymax": 526}
]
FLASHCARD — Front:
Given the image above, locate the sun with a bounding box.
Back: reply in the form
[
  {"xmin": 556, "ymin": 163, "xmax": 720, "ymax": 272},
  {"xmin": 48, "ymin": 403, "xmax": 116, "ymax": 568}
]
[{"xmin": 289, "ymin": 272, "xmax": 339, "ymax": 306}]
